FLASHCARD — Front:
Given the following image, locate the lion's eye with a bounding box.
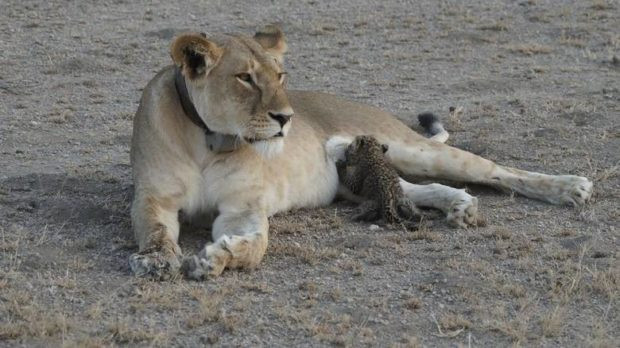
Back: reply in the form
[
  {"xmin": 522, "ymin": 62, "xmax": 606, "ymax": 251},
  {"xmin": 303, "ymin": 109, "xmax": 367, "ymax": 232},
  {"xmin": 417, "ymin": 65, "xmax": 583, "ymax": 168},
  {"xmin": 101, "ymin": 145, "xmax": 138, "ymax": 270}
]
[{"xmin": 236, "ymin": 73, "xmax": 253, "ymax": 84}]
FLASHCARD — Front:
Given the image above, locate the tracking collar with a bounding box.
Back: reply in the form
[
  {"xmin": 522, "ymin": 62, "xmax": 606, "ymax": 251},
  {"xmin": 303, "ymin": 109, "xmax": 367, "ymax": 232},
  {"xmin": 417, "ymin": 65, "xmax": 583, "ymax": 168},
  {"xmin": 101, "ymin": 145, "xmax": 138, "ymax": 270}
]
[{"xmin": 174, "ymin": 67, "xmax": 241, "ymax": 153}]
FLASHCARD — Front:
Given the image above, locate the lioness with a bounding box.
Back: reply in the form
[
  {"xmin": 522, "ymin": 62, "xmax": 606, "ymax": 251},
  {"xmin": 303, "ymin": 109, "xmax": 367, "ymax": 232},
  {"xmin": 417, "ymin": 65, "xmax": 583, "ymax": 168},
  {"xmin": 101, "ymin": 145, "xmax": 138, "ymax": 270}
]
[{"xmin": 129, "ymin": 25, "xmax": 593, "ymax": 280}]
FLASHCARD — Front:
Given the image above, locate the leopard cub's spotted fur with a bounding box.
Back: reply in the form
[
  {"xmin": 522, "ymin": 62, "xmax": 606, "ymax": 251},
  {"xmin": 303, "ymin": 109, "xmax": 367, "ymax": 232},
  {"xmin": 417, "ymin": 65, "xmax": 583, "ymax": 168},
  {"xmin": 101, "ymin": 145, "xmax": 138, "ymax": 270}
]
[{"xmin": 337, "ymin": 135, "xmax": 420, "ymax": 224}]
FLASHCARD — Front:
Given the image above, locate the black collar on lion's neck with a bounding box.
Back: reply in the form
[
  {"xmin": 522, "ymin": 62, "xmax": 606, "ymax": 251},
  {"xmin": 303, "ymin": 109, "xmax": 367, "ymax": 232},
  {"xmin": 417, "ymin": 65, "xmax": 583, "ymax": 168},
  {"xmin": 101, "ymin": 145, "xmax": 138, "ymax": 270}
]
[{"xmin": 174, "ymin": 67, "xmax": 241, "ymax": 153}]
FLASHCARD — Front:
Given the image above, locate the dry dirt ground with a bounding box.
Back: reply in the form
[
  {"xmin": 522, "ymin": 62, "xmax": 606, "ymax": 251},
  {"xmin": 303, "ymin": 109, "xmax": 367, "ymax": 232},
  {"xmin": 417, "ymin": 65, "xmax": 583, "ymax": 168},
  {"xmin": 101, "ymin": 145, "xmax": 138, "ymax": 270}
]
[{"xmin": 1, "ymin": 0, "xmax": 619, "ymax": 347}]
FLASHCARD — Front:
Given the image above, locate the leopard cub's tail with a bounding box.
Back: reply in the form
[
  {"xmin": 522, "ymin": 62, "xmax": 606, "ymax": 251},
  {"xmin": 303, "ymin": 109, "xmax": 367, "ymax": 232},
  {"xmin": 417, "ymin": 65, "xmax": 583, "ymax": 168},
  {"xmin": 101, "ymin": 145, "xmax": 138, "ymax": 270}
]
[{"xmin": 418, "ymin": 113, "xmax": 449, "ymax": 143}]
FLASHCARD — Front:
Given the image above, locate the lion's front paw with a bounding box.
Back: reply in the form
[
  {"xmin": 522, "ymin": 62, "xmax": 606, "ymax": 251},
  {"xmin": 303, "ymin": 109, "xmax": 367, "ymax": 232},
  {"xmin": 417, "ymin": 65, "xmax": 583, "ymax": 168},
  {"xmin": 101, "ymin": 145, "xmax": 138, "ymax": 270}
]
[
  {"xmin": 181, "ymin": 253, "xmax": 228, "ymax": 280},
  {"xmin": 554, "ymin": 175, "xmax": 593, "ymax": 207},
  {"xmin": 446, "ymin": 196, "xmax": 479, "ymax": 228},
  {"xmin": 129, "ymin": 249, "xmax": 181, "ymax": 281},
  {"xmin": 181, "ymin": 242, "xmax": 231, "ymax": 281},
  {"xmin": 182, "ymin": 255, "xmax": 209, "ymax": 280}
]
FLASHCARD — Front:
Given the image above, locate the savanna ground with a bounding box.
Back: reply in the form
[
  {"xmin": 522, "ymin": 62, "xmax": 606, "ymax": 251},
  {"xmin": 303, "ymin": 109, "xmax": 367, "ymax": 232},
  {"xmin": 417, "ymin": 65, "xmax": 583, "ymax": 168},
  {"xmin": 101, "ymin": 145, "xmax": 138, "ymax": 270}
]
[{"xmin": 0, "ymin": 0, "xmax": 618, "ymax": 346}]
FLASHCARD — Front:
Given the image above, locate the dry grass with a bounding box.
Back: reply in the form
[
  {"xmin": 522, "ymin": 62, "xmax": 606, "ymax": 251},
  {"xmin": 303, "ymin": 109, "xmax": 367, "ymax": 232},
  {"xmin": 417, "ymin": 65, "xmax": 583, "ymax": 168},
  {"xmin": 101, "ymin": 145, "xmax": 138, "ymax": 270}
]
[
  {"xmin": 483, "ymin": 227, "xmax": 512, "ymax": 240},
  {"xmin": 587, "ymin": 320, "xmax": 614, "ymax": 347},
  {"xmin": 590, "ymin": 0, "xmax": 615, "ymax": 11},
  {"xmin": 62, "ymin": 336, "xmax": 109, "ymax": 348},
  {"xmin": 558, "ymin": 35, "xmax": 587, "ymax": 48},
  {"xmin": 337, "ymin": 259, "xmax": 364, "ymax": 276},
  {"xmin": 86, "ymin": 302, "xmax": 104, "ymax": 320},
  {"xmin": 498, "ymin": 282, "xmax": 527, "ymax": 299},
  {"xmin": 478, "ymin": 20, "xmax": 509, "ymax": 31},
  {"xmin": 404, "ymin": 297, "xmax": 422, "ymax": 310},
  {"xmin": 508, "ymin": 43, "xmax": 553, "ymax": 55},
  {"xmin": 107, "ymin": 318, "xmax": 167, "ymax": 344},
  {"xmin": 184, "ymin": 288, "xmax": 223, "ymax": 328},
  {"xmin": 554, "ymin": 229, "xmax": 577, "ymax": 237},
  {"xmin": 0, "ymin": 288, "xmax": 72, "ymax": 340},
  {"xmin": 269, "ymin": 241, "xmax": 340, "ymax": 265},
  {"xmin": 408, "ymin": 220, "xmax": 440, "ymax": 242},
  {"xmin": 541, "ymin": 305, "xmax": 567, "ymax": 337},
  {"xmin": 590, "ymin": 266, "xmax": 619, "ymax": 299},
  {"xmin": 439, "ymin": 313, "xmax": 471, "ymax": 331},
  {"xmin": 220, "ymin": 312, "xmax": 243, "ymax": 333},
  {"xmin": 486, "ymin": 304, "xmax": 535, "ymax": 344},
  {"xmin": 0, "ymin": 313, "xmax": 71, "ymax": 340},
  {"xmin": 395, "ymin": 335, "xmax": 422, "ymax": 348},
  {"xmin": 238, "ymin": 280, "xmax": 273, "ymax": 294},
  {"xmin": 128, "ymin": 282, "xmax": 180, "ymax": 312},
  {"xmin": 549, "ymin": 250, "xmax": 588, "ymax": 304}
]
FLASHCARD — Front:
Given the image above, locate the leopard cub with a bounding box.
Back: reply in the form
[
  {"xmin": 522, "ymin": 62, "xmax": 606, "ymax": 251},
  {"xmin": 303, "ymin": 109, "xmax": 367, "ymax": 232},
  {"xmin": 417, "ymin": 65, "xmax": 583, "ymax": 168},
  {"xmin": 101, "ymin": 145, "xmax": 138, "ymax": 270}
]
[{"xmin": 337, "ymin": 135, "xmax": 421, "ymax": 225}]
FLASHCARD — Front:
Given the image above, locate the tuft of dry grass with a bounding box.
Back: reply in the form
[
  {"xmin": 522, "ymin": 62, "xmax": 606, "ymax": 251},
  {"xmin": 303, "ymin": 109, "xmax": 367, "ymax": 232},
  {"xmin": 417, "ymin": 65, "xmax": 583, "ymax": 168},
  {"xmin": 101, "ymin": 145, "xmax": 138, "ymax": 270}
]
[
  {"xmin": 298, "ymin": 280, "xmax": 318, "ymax": 292},
  {"xmin": 0, "ymin": 313, "xmax": 71, "ymax": 340},
  {"xmin": 541, "ymin": 305, "xmax": 567, "ymax": 337},
  {"xmin": 508, "ymin": 43, "xmax": 553, "ymax": 55},
  {"xmin": 240, "ymin": 281, "xmax": 273, "ymax": 294},
  {"xmin": 483, "ymin": 227, "xmax": 512, "ymax": 240},
  {"xmin": 128, "ymin": 282, "xmax": 180, "ymax": 312},
  {"xmin": 408, "ymin": 220, "xmax": 440, "ymax": 241},
  {"xmin": 554, "ymin": 229, "xmax": 577, "ymax": 237},
  {"xmin": 107, "ymin": 319, "xmax": 167, "ymax": 344},
  {"xmin": 62, "ymin": 336, "xmax": 109, "ymax": 348},
  {"xmin": 489, "ymin": 317, "xmax": 529, "ymax": 343},
  {"xmin": 337, "ymin": 259, "xmax": 364, "ymax": 276},
  {"xmin": 590, "ymin": 0, "xmax": 615, "ymax": 11},
  {"xmin": 587, "ymin": 319, "xmax": 614, "ymax": 347},
  {"xmin": 558, "ymin": 35, "xmax": 586, "ymax": 48},
  {"xmin": 269, "ymin": 241, "xmax": 339, "ymax": 265},
  {"xmin": 404, "ymin": 297, "xmax": 422, "ymax": 310},
  {"xmin": 0, "ymin": 287, "xmax": 72, "ymax": 340},
  {"xmin": 86, "ymin": 302, "xmax": 104, "ymax": 320},
  {"xmin": 478, "ymin": 20, "xmax": 509, "ymax": 31},
  {"xmin": 325, "ymin": 287, "xmax": 342, "ymax": 301},
  {"xmin": 439, "ymin": 313, "xmax": 471, "ymax": 331},
  {"xmin": 184, "ymin": 288, "xmax": 223, "ymax": 328},
  {"xmin": 499, "ymin": 282, "xmax": 527, "ymax": 299},
  {"xmin": 408, "ymin": 229, "xmax": 440, "ymax": 241},
  {"xmin": 309, "ymin": 313, "xmax": 355, "ymax": 346},
  {"xmin": 590, "ymin": 267, "xmax": 619, "ymax": 299},
  {"xmin": 219, "ymin": 311, "xmax": 243, "ymax": 333},
  {"xmin": 395, "ymin": 335, "xmax": 421, "ymax": 348}
]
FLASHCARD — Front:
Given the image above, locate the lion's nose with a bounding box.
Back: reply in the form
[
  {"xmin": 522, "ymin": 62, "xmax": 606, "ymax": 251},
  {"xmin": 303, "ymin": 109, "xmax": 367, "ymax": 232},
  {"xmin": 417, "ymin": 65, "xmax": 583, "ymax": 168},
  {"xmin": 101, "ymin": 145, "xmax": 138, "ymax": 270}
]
[{"xmin": 268, "ymin": 112, "xmax": 293, "ymax": 127}]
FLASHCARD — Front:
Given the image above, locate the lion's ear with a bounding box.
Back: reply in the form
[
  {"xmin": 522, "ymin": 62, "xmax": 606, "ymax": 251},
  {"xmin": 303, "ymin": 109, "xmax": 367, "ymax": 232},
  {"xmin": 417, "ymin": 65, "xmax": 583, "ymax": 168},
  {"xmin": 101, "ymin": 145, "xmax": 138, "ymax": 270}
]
[
  {"xmin": 170, "ymin": 33, "xmax": 223, "ymax": 80},
  {"xmin": 381, "ymin": 144, "xmax": 389, "ymax": 153},
  {"xmin": 253, "ymin": 24, "xmax": 287, "ymax": 64}
]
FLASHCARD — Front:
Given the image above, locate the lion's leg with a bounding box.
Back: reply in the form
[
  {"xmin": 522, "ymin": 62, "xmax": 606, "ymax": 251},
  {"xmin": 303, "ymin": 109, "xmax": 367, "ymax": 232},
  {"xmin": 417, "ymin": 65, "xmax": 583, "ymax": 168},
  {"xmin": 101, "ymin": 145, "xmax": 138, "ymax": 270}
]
[
  {"xmin": 388, "ymin": 139, "xmax": 593, "ymax": 206},
  {"xmin": 128, "ymin": 194, "xmax": 182, "ymax": 280},
  {"xmin": 399, "ymin": 179, "xmax": 479, "ymax": 228},
  {"xmin": 182, "ymin": 208, "xmax": 268, "ymax": 280}
]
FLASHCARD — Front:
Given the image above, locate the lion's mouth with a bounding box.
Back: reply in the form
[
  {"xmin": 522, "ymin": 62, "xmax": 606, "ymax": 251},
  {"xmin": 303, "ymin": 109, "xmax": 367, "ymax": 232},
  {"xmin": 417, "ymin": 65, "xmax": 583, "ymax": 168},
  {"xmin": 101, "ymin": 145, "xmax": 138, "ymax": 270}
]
[{"xmin": 244, "ymin": 132, "xmax": 284, "ymax": 144}]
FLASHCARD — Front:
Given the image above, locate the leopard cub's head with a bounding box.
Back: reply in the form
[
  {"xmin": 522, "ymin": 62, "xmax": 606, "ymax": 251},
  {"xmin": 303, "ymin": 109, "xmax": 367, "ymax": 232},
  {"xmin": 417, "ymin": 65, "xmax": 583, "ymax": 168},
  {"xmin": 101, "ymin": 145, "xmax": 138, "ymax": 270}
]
[{"xmin": 345, "ymin": 135, "xmax": 389, "ymax": 165}]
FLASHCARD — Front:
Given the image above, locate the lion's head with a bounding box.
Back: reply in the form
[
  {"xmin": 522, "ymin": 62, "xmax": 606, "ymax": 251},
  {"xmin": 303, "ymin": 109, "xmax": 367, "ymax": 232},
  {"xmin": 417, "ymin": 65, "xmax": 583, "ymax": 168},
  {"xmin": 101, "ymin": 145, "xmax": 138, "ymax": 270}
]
[{"xmin": 170, "ymin": 25, "xmax": 293, "ymax": 157}]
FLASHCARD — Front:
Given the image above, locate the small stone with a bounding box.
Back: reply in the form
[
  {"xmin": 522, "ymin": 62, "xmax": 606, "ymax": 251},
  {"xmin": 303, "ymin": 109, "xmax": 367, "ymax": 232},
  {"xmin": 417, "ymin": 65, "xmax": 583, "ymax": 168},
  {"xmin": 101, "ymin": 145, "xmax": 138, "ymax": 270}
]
[{"xmin": 369, "ymin": 224, "xmax": 381, "ymax": 230}]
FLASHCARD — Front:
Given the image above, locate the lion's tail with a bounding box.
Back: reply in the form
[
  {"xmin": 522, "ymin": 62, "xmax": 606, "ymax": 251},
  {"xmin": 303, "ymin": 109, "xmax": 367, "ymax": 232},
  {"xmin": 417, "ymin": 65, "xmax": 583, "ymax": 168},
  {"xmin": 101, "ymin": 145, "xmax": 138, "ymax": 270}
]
[{"xmin": 417, "ymin": 112, "xmax": 449, "ymax": 143}]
